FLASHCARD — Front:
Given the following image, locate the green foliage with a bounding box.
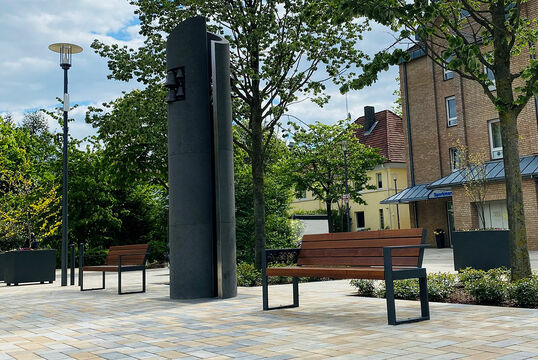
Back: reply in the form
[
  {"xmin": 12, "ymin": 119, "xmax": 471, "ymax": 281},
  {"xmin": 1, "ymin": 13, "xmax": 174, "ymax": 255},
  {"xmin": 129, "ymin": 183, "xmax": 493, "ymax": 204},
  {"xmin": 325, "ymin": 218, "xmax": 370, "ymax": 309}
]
[
  {"xmin": 350, "ymin": 279, "xmax": 376, "ymax": 297},
  {"xmin": 0, "ymin": 119, "xmax": 60, "ymax": 251},
  {"xmin": 428, "ymin": 272, "xmax": 457, "ymax": 302},
  {"xmin": 83, "ymin": 248, "xmax": 109, "ymax": 266},
  {"xmin": 147, "ymin": 239, "xmax": 168, "ymax": 264},
  {"xmin": 237, "ymin": 262, "xmax": 261, "ymax": 287},
  {"xmin": 459, "ymin": 268, "xmax": 510, "ymax": 305},
  {"xmin": 286, "ymin": 120, "xmax": 384, "ymax": 231},
  {"xmin": 234, "ymin": 136, "xmax": 295, "ymax": 264},
  {"xmin": 509, "ymin": 276, "xmax": 538, "ymax": 307}
]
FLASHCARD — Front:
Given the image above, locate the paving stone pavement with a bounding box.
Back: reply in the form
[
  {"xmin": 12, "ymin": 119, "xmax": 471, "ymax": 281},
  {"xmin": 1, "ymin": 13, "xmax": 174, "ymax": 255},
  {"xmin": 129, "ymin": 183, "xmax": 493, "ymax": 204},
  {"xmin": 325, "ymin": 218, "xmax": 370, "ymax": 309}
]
[{"xmin": 1, "ymin": 251, "xmax": 538, "ymax": 359}]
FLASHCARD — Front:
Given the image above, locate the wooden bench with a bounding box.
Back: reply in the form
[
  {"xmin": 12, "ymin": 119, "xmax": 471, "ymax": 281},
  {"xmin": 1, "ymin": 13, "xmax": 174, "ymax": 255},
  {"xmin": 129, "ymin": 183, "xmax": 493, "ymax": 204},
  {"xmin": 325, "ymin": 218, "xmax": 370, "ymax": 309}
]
[
  {"xmin": 262, "ymin": 229, "xmax": 430, "ymax": 325},
  {"xmin": 79, "ymin": 244, "xmax": 150, "ymax": 295}
]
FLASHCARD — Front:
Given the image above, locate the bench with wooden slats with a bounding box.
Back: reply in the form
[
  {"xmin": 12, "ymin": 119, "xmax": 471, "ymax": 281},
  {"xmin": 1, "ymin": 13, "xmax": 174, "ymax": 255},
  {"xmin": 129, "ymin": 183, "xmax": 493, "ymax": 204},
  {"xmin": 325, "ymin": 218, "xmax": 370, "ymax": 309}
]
[
  {"xmin": 261, "ymin": 229, "xmax": 430, "ymax": 325},
  {"xmin": 79, "ymin": 244, "xmax": 150, "ymax": 295}
]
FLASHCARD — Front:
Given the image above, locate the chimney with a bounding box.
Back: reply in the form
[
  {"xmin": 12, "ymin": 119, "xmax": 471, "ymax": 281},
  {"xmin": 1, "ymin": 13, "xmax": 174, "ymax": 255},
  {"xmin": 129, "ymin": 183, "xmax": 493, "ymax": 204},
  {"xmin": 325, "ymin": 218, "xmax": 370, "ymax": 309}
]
[{"xmin": 364, "ymin": 106, "xmax": 376, "ymax": 130}]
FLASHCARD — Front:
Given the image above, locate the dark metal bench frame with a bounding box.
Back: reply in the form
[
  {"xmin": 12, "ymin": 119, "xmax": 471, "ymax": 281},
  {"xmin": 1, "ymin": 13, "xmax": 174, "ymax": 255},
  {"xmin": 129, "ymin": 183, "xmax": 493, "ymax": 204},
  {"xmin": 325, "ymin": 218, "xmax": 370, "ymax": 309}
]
[
  {"xmin": 262, "ymin": 230, "xmax": 430, "ymax": 325},
  {"xmin": 78, "ymin": 244, "xmax": 150, "ymax": 295}
]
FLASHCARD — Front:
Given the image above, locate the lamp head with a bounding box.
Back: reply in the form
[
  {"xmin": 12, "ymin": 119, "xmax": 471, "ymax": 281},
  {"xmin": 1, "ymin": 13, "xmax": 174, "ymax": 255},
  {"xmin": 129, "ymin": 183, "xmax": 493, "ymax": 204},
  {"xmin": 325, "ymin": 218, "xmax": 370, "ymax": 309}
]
[{"xmin": 49, "ymin": 43, "xmax": 83, "ymax": 68}]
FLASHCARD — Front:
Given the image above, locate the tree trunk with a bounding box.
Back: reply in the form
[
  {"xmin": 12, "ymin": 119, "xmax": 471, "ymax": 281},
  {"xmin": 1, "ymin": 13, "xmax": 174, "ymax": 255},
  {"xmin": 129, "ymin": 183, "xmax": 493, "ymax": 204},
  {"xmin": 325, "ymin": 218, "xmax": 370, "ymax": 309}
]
[
  {"xmin": 326, "ymin": 201, "xmax": 333, "ymax": 233},
  {"xmin": 499, "ymin": 109, "xmax": 532, "ymax": 280},
  {"xmin": 491, "ymin": 1, "xmax": 532, "ymax": 280},
  {"xmin": 252, "ymin": 119, "xmax": 266, "ymax": 269}
]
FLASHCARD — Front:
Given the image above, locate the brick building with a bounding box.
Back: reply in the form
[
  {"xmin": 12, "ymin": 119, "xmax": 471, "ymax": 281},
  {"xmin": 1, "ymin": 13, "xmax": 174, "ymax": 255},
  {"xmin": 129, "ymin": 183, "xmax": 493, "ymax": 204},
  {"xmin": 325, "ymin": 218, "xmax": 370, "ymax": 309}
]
[{"xmin": 382, "ymin": 1, "xmax": 538, "ymax": 249}]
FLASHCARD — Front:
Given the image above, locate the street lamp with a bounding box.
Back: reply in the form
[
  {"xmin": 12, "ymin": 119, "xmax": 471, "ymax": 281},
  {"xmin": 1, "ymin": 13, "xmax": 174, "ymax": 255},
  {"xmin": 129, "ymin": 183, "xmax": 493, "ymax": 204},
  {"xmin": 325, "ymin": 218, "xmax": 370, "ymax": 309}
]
[
  {"xmin": 49, "ymin": 43, "xmax": 83, "ymax": 286},
  {"xmin": 340, "ymin": 141, "xmax": 351, "ymax": 232},
  {"xmin": 393, "ymin": 177, "xmax": 401, "ymax": 229}
]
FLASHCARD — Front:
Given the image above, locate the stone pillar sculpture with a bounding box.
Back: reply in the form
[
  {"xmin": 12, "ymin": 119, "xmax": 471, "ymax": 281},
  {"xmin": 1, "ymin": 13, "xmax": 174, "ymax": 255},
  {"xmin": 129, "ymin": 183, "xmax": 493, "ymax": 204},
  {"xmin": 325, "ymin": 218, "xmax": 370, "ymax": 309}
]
[{"xmin": 166, "ymin": 16, "xmax": 237, "ymax": 299}]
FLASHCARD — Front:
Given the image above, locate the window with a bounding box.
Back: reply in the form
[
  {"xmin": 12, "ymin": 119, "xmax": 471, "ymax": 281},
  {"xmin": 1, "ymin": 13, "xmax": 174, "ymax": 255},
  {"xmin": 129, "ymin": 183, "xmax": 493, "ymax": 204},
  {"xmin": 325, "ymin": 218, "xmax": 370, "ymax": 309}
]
[
  {"xmin": 297, "ymin": 190, "xmax": 307, "ymax": 199},
  {"xmin": 446, "ymin": 96, "xmax": 457, "ymax": 126},
  {"xmin": 376, "ymin": 173, "xmax": 383, "ymax": 189},
  {"xmin": 356, "ymin": 211, "xmax": 365, "ymax": 229},
  {"xmin": 449, "ymin": 147, "xmax": 461, "ymax": 172},
  {"xmin": 379, "ymin": 209, "xmax": 385, "ymax": 229},
  {"xmin": 443, "ymin": 55, "xmax": 454, "ymax": 80},
  {"xmin": 484, "ymin": 65, "xmax": 495, "ymax": 90},
  {"xmin": 489, "ymin": 120, "xmax": 503, "ymax": 159}
]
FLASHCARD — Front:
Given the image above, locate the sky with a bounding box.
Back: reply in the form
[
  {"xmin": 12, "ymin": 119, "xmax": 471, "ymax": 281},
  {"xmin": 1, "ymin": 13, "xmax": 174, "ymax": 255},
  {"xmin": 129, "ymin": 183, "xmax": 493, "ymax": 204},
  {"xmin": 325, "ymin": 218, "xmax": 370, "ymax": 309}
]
[{"xmin": 0, "ymin": 1, "xmax": 401, "ymax": 140}]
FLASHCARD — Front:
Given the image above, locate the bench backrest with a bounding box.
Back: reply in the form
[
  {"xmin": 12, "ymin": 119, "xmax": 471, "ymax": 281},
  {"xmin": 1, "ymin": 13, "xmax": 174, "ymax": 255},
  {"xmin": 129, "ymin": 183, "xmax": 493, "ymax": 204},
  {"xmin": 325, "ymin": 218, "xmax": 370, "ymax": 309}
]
[
  {"xmin": 298, "ymin": 229, "xmax": 426, "ymax": 268},
  {"xmin": 106, "ymin": 244, "xmax": 150, "ymax": 266}
]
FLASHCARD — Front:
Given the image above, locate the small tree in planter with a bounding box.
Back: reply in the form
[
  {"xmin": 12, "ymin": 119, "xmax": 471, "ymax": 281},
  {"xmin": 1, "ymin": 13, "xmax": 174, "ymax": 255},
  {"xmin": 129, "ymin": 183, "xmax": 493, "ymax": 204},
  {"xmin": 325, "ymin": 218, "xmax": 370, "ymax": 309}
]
[{"xmin": 454, "ymin": 140, "xmax": 488, "ymax": 229}]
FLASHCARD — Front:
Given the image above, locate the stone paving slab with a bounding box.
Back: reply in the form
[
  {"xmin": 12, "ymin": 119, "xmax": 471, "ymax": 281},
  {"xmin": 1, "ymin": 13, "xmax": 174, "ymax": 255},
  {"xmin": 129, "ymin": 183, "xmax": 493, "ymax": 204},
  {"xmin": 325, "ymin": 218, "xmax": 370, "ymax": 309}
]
[{"xmin": 0, "ymin": 256, "xmax": 538, "ymax": 359}]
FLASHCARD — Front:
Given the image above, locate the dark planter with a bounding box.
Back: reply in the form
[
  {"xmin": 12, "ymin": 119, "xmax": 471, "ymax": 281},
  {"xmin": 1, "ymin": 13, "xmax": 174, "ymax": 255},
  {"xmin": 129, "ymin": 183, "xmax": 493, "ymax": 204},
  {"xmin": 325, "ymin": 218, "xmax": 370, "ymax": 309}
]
[
  {"xmin": 435, "ymin": 233, "xmax": 445, "ymax": 248},
  {"xmin": 3, "ymin": 250, "xmax": 56, "ymax": 285},
  {"xmin": 452, "ymin": 230, "xmax": 510, "ymax": 271}
]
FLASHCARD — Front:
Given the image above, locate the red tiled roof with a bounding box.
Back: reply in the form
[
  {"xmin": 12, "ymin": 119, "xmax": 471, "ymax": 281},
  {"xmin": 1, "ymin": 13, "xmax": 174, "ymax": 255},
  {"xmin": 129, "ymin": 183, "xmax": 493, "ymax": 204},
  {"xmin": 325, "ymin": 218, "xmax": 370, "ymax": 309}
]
[{"xmin": 354, "ymin": 110, "xmax": 406, "ymax": 163}]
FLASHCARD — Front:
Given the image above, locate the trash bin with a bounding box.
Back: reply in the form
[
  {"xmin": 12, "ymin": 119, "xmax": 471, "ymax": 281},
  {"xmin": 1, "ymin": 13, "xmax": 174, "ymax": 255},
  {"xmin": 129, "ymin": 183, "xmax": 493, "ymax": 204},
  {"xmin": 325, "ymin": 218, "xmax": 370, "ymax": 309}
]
[{"xmin": 434, "ymin": 229, "xmax": 445, "ymax": 248}]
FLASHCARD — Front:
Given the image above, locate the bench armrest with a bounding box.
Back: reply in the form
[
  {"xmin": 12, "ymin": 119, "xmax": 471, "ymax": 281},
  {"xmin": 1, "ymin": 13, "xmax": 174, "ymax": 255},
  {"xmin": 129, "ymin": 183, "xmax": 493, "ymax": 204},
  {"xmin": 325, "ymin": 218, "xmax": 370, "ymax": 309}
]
[
  {"xmin": 383, "ymin": 244, "xmax": 430, "ymax": 271},
  {"xmin": 262, "ymin": 248, "xmax": 301, "ymax": 270}
]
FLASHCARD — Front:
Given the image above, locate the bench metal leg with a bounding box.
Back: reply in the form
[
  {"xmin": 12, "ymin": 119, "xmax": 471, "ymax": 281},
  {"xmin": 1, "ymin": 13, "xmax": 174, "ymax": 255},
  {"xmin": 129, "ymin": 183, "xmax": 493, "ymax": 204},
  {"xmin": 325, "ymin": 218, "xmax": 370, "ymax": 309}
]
[
  {"xmin": 81, "ymin": 271, "xmax": 106, "ymax": 291},
  {"xmin": 385, "ymin": 275, "xmax": 430, "ymax": 325},
  {"xmin": 263, "ymin": 276, "xmax": 299, "ymax": 311},
  {"xmin": 118, "ymin": 268, "xmax": 146, "ymax": 295}
]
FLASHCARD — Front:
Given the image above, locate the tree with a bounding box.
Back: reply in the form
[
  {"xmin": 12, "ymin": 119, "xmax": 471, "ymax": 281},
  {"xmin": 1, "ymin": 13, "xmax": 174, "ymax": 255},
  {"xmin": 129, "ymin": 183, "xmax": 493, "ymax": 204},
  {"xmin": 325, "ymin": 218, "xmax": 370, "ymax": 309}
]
[
  {"xmin": 336, "ymin": 0, "xmax": 537, "ymax": 279},
  {"xmin": 286, "ymin": 120, "xmax": 384, "ymax": 232},
  {"xmin": 0, "ymin": 117, "xmax": 60, "ymax": 251},
  {"xmin": 234, "ymin": 134, "xmax": 295, "ymax": 263},
  {"xmin": 86, "ymin": 86, "xmax": 168, "ymax": 190},
  {"xmin": 91, "ymin": 0, "xmax": 369, "ymax": 268},
  {"xmin": 21, "ymin": 110, "xmax": 49, "ymax": 137}
]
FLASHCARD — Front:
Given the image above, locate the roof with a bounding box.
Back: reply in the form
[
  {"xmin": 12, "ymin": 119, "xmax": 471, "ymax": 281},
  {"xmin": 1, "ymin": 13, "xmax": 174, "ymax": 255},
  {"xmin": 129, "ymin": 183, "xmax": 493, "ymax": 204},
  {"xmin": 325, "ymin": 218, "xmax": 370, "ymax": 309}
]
[
  {"xmin": 381, "ymin": 183, "xmax": 452, "ymax": 204},
  {"xmin": 355, "ymin": 110, "xmax": 406, "ymax": 163},
  {"xmin": 428, "ymin": 155, "xmax": 538, "ymax": 189}
]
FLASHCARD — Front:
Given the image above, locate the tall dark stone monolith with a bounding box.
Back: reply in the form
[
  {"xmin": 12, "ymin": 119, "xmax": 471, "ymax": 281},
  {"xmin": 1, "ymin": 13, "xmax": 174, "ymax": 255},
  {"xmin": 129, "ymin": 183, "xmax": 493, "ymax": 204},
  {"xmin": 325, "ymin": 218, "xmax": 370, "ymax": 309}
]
[{"xmin": 166, "ymin": 16, "xmax": 237, "ymax": 299}]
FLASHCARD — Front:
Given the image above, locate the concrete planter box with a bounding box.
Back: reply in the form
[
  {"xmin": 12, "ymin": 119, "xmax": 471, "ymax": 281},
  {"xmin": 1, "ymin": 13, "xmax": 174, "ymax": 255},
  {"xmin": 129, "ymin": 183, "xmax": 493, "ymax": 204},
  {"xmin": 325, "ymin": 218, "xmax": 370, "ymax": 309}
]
[
  {"xmin": 452, "ymin": 230, "xmax": 510, "ymax": 271},
  {"xmin": 3, "ymin": 250, "xmax": 56, "ymax": 285}
]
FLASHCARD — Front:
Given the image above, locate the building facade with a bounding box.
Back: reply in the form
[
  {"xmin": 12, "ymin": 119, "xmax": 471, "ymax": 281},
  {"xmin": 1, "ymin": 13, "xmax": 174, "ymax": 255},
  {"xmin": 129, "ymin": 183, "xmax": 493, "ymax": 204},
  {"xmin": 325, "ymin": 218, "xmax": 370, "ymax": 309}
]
[
  {"xmin": 388, "ymin": 5, "xmax": 538, "ymax": 249},
  {"xmin": 291, "ymin": 108, "xmax": 411, "ymax": 232}
]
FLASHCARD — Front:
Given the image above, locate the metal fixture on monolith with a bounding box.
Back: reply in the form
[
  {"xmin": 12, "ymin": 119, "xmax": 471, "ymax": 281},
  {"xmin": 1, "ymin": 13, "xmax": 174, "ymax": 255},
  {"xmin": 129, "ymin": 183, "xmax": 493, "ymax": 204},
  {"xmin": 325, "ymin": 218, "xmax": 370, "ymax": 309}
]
[{"xmin": 166, "ymin": 16, "xmax": 237, "ymax": 299}]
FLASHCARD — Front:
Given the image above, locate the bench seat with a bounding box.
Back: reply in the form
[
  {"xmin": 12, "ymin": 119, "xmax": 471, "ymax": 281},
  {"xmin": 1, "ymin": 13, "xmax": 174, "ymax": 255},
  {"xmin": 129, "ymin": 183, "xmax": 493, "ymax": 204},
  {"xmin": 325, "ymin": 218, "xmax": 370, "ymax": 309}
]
[
  {"xmin": 82, "ymin": 265, "xmax": 144, "ymax": 272},
  {"xmin": 265, "ymin": 266, "xmax": 420, "ymax": 280}
]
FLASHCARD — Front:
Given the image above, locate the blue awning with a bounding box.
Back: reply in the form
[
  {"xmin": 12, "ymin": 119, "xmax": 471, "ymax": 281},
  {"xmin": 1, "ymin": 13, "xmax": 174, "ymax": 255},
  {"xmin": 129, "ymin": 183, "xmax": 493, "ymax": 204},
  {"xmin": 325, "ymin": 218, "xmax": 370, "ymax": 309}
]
[
  {"xmin": 381, "ymin": 184, "xmax": 452, "ymax": 204},
  {"xmin": 428, "ymin": 155, "xmax": 538, "ymax": 189}
]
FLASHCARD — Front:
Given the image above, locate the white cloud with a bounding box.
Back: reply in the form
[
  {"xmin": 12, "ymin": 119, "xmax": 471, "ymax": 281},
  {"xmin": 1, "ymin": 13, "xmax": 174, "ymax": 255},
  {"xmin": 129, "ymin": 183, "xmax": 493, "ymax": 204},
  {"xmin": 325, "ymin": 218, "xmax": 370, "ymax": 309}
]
[{"xmin": 0, "ymin": 0, "xmax": 142, "ymax": 135}]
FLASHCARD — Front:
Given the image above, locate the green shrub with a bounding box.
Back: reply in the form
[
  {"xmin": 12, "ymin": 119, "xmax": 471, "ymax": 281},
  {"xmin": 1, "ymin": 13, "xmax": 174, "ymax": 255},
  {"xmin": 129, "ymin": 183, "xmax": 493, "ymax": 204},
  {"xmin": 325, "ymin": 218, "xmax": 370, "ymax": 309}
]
[
  {"xmin": 510, "ymin": 276, "xmax": 538, "ymax": 307},
  {"xmin": 350, "ymin": 279, "xmax": 376, "ymax": 297},
  {"xmin": 459, "ymin": 268, "xmax": 510, "ymax": 305},
  {"xmin": 428, "ymin": 272, "xmax": 457, "ymax": 302},
  {"xmin": 147, "ymin": 239, "xmax": 167, "ymax": 263},
  {"xmin": 378, "ymin": 279, "xmax": 420, "ymax": 300},
  {"xmin": 237, "ymin": 262, "xmax": 261, "ymax": 287}
]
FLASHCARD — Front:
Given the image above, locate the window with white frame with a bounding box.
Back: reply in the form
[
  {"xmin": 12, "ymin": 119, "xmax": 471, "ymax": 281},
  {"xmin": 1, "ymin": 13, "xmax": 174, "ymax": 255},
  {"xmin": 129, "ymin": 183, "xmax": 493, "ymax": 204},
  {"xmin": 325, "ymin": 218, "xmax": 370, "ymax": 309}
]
[
  {"xmin": 484, "ymin": 65, "xmax": 496, "ymax": 90},
  {"xmin": 489, "ymin": 119, "xmax": 503, "ymax": 159},
  {"xmin": 446, "ymin": 96, "xmax": 457, "ymax": 126},
  {"xmin": 449, "ymin": 147, "xmax": 461, "ymax": 172}
]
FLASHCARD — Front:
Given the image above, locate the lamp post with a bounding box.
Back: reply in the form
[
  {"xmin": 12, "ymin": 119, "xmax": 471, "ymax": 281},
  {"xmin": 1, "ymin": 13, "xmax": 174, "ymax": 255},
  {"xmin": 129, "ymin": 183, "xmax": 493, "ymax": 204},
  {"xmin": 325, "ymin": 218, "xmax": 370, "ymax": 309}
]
[
  {"xmin": 48, "ymin": 43, "xmax": 82, "ymax": 286},
  {"xmin": 340, "ymin": 141, "xmax": 351, "ymax": 232},
  {"xmin": 393, "ymin": 177, "xmax": 401, "ymax": 229}
]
